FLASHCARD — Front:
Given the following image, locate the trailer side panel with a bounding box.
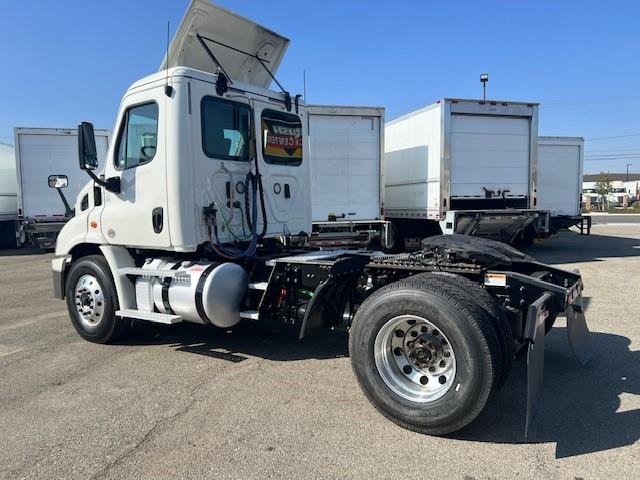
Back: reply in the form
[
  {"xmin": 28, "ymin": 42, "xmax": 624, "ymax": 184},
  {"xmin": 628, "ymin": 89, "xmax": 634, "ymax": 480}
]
[{"xmin": 384, "ymin": 104, "xmax": 442, "ymax": 219}]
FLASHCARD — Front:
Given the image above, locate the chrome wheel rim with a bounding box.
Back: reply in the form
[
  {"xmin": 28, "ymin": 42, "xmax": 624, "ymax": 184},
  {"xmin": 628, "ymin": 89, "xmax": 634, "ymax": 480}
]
[
  {"xmin": 374, "ymin": 315, "xmax": 456, "ymax": 403},
  {"xmin": 73, "ymin": 274, "xmax": 105, "ymax": 330}
]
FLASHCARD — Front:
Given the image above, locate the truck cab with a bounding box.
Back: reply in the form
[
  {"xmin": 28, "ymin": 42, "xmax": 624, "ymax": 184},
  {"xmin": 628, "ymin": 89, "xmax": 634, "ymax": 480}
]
[{"xmin": 56, "ymin": 1, "xmax": 311, "ymax": 258}]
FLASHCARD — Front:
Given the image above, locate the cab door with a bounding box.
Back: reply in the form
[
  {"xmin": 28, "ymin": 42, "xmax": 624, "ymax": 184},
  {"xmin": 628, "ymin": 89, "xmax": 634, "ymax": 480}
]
[
  {"xmin": 192, "ymin": 90, "xmax": 254, "ymax": 244},
  {"xmin": 255, "ymin": 103, "xmax": 311, "ymax": 236},
  {"xmin": 192, "ymin": 89, "xmax": 310, "ymax": 243},
  {"xmin": 99, "ymin": 88, "xmax": 170, "ymax": 248}
]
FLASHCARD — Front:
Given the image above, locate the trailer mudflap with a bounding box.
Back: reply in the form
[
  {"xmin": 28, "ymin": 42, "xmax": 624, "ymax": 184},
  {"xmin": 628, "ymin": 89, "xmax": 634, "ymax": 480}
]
[
  {"xmin": 524, "ymin": 292, "xmax": 553, "ymax": 437},
  {"xmin": 566, "ymin": 295, "xmax": 593, "ymax": 366}
]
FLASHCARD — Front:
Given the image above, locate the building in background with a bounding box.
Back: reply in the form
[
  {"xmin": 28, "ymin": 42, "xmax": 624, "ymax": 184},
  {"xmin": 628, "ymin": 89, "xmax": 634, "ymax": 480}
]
[{"xmin": 582, "ymin": 173, "xmax": 640, "ymax": 208}]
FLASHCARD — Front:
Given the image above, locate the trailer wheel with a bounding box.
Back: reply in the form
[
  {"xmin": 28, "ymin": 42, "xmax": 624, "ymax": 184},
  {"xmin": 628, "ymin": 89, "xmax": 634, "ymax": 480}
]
[
  {"xmin": 65, "ymin": 255, "xmax": 129, "ymax": 344},
  {"xmin": 408, "ymin": 272, "xmax": 514, "ymax": 393},
  {"xmin": 349, "ymin": 279, "xmax": 500, "ymax": 435}
]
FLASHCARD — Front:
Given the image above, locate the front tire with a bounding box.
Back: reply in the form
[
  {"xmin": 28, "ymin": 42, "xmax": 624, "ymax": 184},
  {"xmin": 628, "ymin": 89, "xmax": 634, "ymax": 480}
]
[
  {"xmin": 349, "ymin": 279, "xmax": 499, "ymax": 435},
  {"xmin": 65, "ymin": 255, "xmax": 129, "ymax": 343}
]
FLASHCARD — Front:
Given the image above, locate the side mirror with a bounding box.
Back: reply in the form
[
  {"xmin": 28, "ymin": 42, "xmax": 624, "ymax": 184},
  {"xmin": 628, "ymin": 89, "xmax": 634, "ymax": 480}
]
[
  {"xmin": 78, "ymin": 122, "xmax": 98, "ymax": 170},
  {"xmin": 48, "ymin": 174, "xmax": 68, "ymax": 189},
  {"xmin": 48, "ymin": 175, "xmax": 73, "ymax": 217},
  {"xmin": 77, "ymin": 120, "xmax": 121, "ymax": 194}
]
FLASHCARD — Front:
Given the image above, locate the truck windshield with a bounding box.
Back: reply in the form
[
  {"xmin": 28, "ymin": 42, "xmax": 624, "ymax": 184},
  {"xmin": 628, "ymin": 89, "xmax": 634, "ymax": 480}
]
[
  {"xmin": 261, "ymin": 110, "xmax": 302, "ymax": 166},
  {"xmin": 201, "ymin": 96, "xmax": 251, "ymax": 161}
]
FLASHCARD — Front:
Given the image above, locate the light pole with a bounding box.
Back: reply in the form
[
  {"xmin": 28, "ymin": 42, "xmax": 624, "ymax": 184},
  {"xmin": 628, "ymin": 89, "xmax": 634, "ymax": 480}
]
[
  {"xmin": 627, "ymin": 163, "xmax": 632, "ymax": 182},
  {"xmin": 480, "ymin": 73, "xmax": 488, "ymax": 100}
]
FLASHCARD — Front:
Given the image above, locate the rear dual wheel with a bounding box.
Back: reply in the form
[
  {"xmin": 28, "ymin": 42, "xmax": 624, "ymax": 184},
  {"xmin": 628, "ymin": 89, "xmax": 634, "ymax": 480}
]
[
  {"xmin": 349, "ymin": 276, "xmax": 504, "ymax": 435},
  {"xmin": 409, "ymin": 272, "xmax": 514, "ymax": 391}
]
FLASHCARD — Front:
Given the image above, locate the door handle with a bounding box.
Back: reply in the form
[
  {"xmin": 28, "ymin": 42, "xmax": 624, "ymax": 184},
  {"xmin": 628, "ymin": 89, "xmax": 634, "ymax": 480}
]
[
  {"xmin": 284, "ymin": 183, "xmax": 291, "ymax": 198},
  {"xmin": 152, "ymin": 207, "xmax": 163, "ymax": 234}
]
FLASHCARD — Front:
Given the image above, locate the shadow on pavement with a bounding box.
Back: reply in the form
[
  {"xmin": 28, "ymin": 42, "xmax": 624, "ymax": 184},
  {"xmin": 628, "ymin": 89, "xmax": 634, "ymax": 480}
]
[
  {"xmin": 523, "ymin": 231, "xmax": 640, "ymax": 264},
  {"xmin": 453, "ymin": 328, "xmax": 639, "ymax": 458},
  {"xmin": 0, "ymin": 247, "xmax": 46, "ymax": 257},
  {"xmin": 119, "ymin": 320, "xmax": 637, "ymax": 458},
  {"xmin": 116, "ymin": 320, "xmax": 349, "ymax": 363}
]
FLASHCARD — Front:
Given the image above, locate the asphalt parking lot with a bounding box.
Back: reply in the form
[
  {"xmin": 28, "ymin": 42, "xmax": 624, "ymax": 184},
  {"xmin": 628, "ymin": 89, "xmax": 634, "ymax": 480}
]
[{"xmin": 1, "ymin": 224, "xmax": 638, "ymax": 480}]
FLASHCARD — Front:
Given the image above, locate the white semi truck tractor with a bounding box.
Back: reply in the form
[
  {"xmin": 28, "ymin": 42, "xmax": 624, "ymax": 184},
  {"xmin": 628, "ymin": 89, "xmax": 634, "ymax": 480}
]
[{"xmin": 51, "ymin": 0, "xmax": 592, "ymax": 436}]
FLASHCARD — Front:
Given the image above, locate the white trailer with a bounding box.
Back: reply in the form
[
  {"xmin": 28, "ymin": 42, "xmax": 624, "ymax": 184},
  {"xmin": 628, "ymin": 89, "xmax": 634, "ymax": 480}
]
[
  {"xmin": 537, "ymin": 136, "xmax": 590, "ymax": 234},
  {"xmin": 0, "ymin": 142, "xmax": 17, "ymax": 247},
  {"xmin": 385, "ymin": 98, "xmax": 547, "ymax": 247},
  {"xmin": 308, "ymin": 105, "xmax": 388, "ymax": 248},
  {"xmin": 14, "ymin": 128, "xmax": 110, "ymax": 249}
]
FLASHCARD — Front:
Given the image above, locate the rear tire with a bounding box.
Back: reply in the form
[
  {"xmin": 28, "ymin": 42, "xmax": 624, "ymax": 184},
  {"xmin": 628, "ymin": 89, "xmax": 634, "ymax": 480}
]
[
  {"xmin": 65, "ymin": 255, "xmax": 130, "ymax": 343},
  {"xmin": 349, "ymin": 279, "xmax": 500, "ymax": 435},
  {"xmin": 408, "ymin": 272, "xmax": 514, "ymax": 393}
]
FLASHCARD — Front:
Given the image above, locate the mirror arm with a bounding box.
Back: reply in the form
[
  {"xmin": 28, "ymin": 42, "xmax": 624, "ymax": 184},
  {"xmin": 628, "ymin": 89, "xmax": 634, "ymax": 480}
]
[
  {"xmin": 85, "ymin": 170, "xmax": 121, "ymax": 194},
  {"xmin": 55, "ymin": 188, "xmax": 74, "ymax": 217}
]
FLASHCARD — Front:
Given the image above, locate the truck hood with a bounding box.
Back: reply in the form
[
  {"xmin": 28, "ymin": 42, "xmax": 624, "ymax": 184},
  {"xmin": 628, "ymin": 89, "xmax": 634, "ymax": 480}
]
[{"xmin": 160, "ymin": 0, "xmax": 289, "ymax": 88}]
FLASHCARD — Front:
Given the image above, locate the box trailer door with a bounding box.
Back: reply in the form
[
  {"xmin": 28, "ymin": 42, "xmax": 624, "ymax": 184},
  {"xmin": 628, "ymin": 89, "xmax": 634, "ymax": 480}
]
[
  {"xmin": 449, "ymin": 114, "xmax": 530, "ymax": 200},
  {"xmin": 15, "ymin": 129, "xmax": 109, "ymax": 218},
  {"xmin": 309, "ymin": 107, "xmax": 382, "ymax": 222},
  {"xmin": 537, "ymin": 139, "xmax": 582, "ymax": 216},
  {"xmin": 0, "ymin": 143, "xmax": 17, "ymax": 220}
]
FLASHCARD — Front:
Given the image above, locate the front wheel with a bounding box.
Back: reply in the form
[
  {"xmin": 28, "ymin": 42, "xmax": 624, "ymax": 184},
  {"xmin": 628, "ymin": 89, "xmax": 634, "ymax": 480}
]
[
  {"xmin": 349, "ymin": 279, "xmax": 500, "ymax": 435},
  {"xmin": 65, "ymin": 255, "xmax": 130, "ymax": 343}
]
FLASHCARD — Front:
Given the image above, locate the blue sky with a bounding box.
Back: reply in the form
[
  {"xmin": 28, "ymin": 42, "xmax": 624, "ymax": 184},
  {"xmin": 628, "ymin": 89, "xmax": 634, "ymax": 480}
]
[{"xmin": 1, "ymin": 0, "xmax": 638, "ymax": 174}]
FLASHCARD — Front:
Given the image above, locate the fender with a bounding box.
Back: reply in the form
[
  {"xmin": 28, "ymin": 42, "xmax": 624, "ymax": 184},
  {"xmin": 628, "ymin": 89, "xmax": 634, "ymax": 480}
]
[{"xmin": 99, "ymin": 245, "xmax": 137, "ymax": 310}]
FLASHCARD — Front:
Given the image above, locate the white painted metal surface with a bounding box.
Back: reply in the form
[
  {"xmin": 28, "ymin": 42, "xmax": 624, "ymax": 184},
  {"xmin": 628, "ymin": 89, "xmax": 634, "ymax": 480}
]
[
  {"xmin": 537, "ymin": 136, "xmax": 584, "ymax": 217},
  {"xmin": 384, "ymin": 99, "xmax": 538, "ymax": 220},
  {"xmin": 308, "ymin": 105, "xmax": 384, "ymax": 222},
  {"xmin": 116, "ymin": 309, "xmax": 183, "ymax": 324},
  {"xmin": 14, "ymin": 128, "xmax": 110, "ymax": 219},
  {"xmin": 0, "ymin": 143, "xmax": 17, "ymax": 221},
  {"xmin": 239, "ymin": 310, "xmax": 259, "ymax": 320},
  {"xmin": 450, "ymin": 114, "xmax": 530, "ymax": 197},
  {"xmin": 385, "ymin": 103, "xmax": 441, "ymax": 219},
  {"xmin": 160, "ymin": 0, "xmax": 289, "ymax": 88}
]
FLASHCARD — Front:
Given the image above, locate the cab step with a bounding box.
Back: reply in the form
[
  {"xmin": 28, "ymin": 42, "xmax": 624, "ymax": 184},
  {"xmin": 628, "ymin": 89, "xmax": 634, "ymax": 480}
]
[
  {"xmin": 116, "ymin": 309, "xmax": 183, "ymax": 324},
  {"xmin": 248, "ymin": 282, "xmax": 268, "ymax": 291},
  {"xmin": 239, "ymin": 310, "xmax": 260, "ymax": 320},
  {"xmin": 118, "ymin": 267, "xmax": 190, "ymax": 279}
]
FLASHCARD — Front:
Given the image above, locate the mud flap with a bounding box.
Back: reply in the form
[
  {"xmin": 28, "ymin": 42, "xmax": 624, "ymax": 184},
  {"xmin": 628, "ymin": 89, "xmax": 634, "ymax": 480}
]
[
  {"xmin": 566, "ymin": 295, "xmax": 593, "ymax": 365},
  {"xmin": 525, "ymin": 292, "xmax": 554, "ymax": 437}
]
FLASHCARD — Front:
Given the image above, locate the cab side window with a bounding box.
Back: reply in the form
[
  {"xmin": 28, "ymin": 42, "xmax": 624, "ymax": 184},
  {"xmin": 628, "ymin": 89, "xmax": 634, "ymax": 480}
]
[
  {"xmin": 115, "ymin": 102, "xmax": 159, "ymax": 169},
  {"xmin": 201, "ymin": 96, "xmax": 251, "ymax": 161},
  {"xmin": 261, "ymin": 109, "xmax": 303, "ymax": 166}
]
